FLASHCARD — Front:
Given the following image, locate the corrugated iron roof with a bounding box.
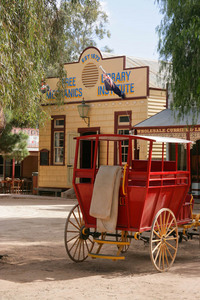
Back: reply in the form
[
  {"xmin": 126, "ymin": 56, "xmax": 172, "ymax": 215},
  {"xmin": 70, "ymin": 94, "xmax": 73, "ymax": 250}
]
[
  {"xmin": 102, "ymin": 52, "xmax": 166, "ymax": 89},
  {"xmin": 134, "ymin": 108, "xmax": 200, "ymax": 127}
]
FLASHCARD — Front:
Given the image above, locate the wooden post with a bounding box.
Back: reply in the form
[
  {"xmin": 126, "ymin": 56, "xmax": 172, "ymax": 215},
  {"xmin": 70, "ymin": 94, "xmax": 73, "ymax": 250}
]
[{"xmin": 12, "ymin": 158, "xmax": 15, "ymax": 180}]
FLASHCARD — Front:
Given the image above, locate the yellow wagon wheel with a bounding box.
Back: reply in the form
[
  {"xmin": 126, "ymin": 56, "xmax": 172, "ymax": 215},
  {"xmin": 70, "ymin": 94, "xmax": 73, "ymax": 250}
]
[
  {"xmin": 150, "ymin": 208, "xmax": 178, "ymax": 272},
  {"xmin": 116, "ymin": 230, "xmax": 132, "ymax": 253},
  {"xmin": 64, "ymin": 204, "xmax": 94, "ymax": 262}
]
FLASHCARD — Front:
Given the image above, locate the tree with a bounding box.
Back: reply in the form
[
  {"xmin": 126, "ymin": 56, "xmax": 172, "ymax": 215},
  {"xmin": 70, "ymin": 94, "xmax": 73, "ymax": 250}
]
[
  {"xmin": 156, "ymin": 0, "xmax": 200, "ymax": 119},
  {"xmin": 61, "ymin": 0, "xmax": 110, "ymax": 62},
  {"xmin": 0, "ymin": 111, "xmax": 29, "ymax": 162},
  {"xmin": 45, "ymin": 0, "xmax": 111, "ymax": 76},
  {"xmin": 0, "ymin": 0, "xmax": 110, "ymax": 126},
  {"xmin": 0, "ymin": 0, "xmax": 50, "ymax": 126}
]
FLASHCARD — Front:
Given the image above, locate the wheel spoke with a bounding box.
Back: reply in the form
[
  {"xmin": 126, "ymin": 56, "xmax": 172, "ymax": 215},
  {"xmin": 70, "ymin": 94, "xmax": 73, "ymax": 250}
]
[
  {"xmin": 165, "ymin": 243, "xmax": 173, "ymax": 260},
  {"xmin": 154, "ymin": 244, "xmax": 161, "ymax": 263},
  {"xmin": 153, "ymin": 229, "xmax": 161, "ymax": 239},
  {"xmin": 162, "ymin": 211, "xmax": 166, "ymax": 234},
  {"xmin": 162, "ymin": 246, "xmax": 165, "ymax": 270},
  {"xmin": 159, "ymin": 214, "xmax": 164, "ymax": 235},
  {"xmin": 67, "ymin": 230, "xmax": 79, "ymax": 233},
  {"xmin": 69, "ymin": 236, "xmax": 79, "ymax": 252},
  {"xmin": 78, "ymin": 240, "xmax": 82, "ymax": 261},
  {"xmin": 165, "ymin": 236, "xmax": 178, "ymax": 242},
  {"xmin": 69, "ymin": 219, "xmax": 80, "ymax": 231},
  {"xmin": 77, "ymin": 205, "xmax": 83, "ymax": 226},
  {"xmin": 72, "ymin": 211, "xmax": 81, "ymax": 228},
  {"xmin": 165, "ymin": 240, "xmax": 177, "ymax": 251},
  {"xmin": 158, "ymin": 247, "xmax": 162, "ymax": 269},
  {"xmin": 66, "ymin": 233, "xmax": 80, "ymax": 244},
  {"xmin": 73, "ymin": 238, "xmax": 81, "ymax": 258},
  {"xmin": 165, "ymin": 211, "xmax": 171, "ymax": 232},
  {"xmin": 164, "ymin": 245, "xmax": 169, "ymax": 267},
  {"xmin": 84, "ymin": 239, "xmax": 90, "ymax": 252},
  {"xmin": 155, "ymin": 221, "xmax": 162, "ymax": 236},
  {"xmin": 166, "ymin": 217, "xmax": 174, "ymax": 234},
  {"xmin": 152, "ymin": 238, "xmax": 162, "ymax": 243},
  {"xmin": 165, "ymin": 226, "xmax": 177, "ymax": 238},
  {"xmin": 152, "ymin": 241, "xmax": 162, "ymax": 254}
]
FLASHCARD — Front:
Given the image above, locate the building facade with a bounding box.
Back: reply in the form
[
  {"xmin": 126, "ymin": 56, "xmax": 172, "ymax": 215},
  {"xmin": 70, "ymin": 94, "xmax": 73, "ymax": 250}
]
[
  {"xmin": 38, "ymin": 47, "xmax": 167, "ymax": 191},
  {"xmin": 0, "ymin": 127, "xmax": 39, "ymax": 181},
  {"xmin": 133, "ymin": 109, "xmax": 200, "ymax": 199}
]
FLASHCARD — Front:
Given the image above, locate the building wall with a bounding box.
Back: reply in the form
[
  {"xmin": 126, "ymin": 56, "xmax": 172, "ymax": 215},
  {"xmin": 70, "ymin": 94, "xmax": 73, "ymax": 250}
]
[
  {"xmin": 39, "ymin": 98, "xmax": 150, "ymax": 188},
  {"xmin": 38, "ymin": 47, "xmax": 166, "ymax": 190}
]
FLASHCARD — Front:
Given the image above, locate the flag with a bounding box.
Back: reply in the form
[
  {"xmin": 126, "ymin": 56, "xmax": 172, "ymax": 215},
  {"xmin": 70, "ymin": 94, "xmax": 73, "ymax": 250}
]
[{"xmin": 103, "ymin": 73, "xmax": 125, "ymax": 99}]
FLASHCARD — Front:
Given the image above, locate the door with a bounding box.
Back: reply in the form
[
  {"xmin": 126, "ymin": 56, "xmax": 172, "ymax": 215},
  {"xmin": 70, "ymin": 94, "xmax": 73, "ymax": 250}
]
[
  {"xmin": 78, "ymin": 128, "xmax": 100, "ymax": 183},
  {"xmin": 67, "ymin": 132, "xmax": 79, "ymax": 186}
]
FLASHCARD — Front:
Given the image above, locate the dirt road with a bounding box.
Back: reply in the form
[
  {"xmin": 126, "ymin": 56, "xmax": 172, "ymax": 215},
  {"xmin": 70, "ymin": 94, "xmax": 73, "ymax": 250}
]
[{"xmin": 0, "ymin": 194, "xmax": 200, "ymax": 300}]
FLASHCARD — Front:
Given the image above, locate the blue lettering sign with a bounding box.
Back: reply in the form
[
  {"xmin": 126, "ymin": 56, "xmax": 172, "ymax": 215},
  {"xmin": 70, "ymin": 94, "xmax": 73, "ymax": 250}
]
[
  {"xmin": 82, "ymin": 54, "xmax": 90, "ymax": 63},
  {"xmin": 62, "ymin": 77, "xmax": 76, "ymax": 87}
]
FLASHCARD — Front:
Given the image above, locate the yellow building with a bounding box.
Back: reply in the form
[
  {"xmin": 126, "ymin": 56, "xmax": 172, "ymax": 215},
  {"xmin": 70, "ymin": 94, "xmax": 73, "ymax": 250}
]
[{"xmin": 38, "ymin": 47, "xmax": 166, "ymax": 192}]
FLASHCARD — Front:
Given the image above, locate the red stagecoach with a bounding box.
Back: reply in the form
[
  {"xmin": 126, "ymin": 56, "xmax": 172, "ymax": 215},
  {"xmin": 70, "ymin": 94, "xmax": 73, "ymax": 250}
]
[{"xmin": 64, "ymin": 134, "xmax": 200, "ymax": 272}]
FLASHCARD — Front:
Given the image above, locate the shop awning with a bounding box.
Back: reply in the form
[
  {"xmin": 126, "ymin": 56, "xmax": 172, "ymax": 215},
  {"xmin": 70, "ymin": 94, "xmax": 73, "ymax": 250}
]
[{"xmin": 134, "ymin": 109, "xmax": 200, "ymax": 128}]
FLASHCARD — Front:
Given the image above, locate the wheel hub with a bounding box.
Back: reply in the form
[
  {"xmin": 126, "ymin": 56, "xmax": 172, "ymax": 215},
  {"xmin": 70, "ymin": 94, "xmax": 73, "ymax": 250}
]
[{"xmin": 80, "ymin": 225, "xmax": 90, "ymax": 240}]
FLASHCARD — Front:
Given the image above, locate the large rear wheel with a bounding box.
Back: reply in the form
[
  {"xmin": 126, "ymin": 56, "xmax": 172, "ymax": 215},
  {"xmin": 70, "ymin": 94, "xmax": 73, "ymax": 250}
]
[
  {"xmin": 150, "ymin": 208, "xmax": 178, "ymax": 272},
  {"xmin": 64, "ymin": 204, "xmax": 94, "ymax": 262}
]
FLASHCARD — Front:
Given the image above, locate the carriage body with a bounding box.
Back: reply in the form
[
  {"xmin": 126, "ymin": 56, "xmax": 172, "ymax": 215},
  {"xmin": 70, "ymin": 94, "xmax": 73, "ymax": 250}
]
[{"xmin": 72, "ymin": 134, "xmax": 192, "ymax": 232}]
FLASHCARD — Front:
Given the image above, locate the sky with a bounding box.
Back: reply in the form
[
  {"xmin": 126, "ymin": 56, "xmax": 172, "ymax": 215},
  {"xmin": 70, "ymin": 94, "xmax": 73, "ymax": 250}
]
[{"xmin": 97, "ymin": 0, "xmax": 163, "ymax": 60}]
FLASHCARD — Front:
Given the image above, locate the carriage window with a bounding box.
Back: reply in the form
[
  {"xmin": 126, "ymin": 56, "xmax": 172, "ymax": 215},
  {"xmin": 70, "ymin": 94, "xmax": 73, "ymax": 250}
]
[{"xmin": 51, "ymin": 116, "xmax": 65, "ymax": 165}]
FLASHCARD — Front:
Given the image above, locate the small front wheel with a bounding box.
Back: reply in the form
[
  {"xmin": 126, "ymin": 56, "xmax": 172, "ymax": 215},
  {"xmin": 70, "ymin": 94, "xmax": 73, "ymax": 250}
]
[
  {"xmin": 150, "ymin": 208, "xmax": 178, "ymax": 272},
  {"xmin": 64, "ymin": 204, "xmax": 94, "ymax": 262}
]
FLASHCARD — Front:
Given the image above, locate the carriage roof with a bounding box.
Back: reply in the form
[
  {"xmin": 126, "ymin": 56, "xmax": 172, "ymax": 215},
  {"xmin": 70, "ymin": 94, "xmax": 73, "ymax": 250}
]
[{"xmin": 75, "ymin": 133, "xmax": 192, "ymax": 144}]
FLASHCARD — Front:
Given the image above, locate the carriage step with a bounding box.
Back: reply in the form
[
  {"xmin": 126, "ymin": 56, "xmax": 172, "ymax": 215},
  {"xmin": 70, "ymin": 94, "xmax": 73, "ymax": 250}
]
[
  {"xmin": 93, "ymin": 239, "xmax": 130, "ymax": 246},
  {"xmin": 88, "ymin": 253, "xmax": 125, "ymax": 260}
]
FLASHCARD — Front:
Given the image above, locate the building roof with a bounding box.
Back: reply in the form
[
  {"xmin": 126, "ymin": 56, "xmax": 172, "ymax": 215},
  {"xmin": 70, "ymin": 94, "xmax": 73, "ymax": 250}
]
[
  {"xmin": 102, "ymin": 52, "xmax": 166, "ymax": 89},
  {"xmin": 134, "ymin": 108, "xmax": 200, "ymax": 128}
]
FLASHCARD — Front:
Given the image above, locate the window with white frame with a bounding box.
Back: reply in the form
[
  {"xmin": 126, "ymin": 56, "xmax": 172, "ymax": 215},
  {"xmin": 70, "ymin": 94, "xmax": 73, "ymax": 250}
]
[
  {"xmin": 114, "ymin": 111, "xmax": 132, "ymax": 164},
  {"xmin": 54, "ymin": 131, "xmax": 64, "ymax": 163},
  {"xmin": 118, "ymin": 129, "xmax": 130, "ymax": 163},
  {"xmin": 51, "ymin": 116, "xmax": 65, "ymax": 165}
]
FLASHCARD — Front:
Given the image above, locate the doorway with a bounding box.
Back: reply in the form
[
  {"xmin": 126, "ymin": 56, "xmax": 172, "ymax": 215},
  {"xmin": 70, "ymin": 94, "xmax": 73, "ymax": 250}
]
[{"xmin": 78, "ymin": 127, "xmax": 100, "ymax": 182}]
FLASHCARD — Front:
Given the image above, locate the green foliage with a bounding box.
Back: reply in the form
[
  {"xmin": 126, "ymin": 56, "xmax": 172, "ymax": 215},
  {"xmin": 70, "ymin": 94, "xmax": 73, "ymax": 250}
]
[
  {"xmin": 0, "ymin": 0, "xmax": 110, "ymax": 124},
  {"xmin": 0, "ymin": 0, "xmax": 51, "ymax": 126},
  {"xmin": 0, "ymin": 111, "xmax": 29, "ymax": 161},
  {"xmin": 156, "ymin": 0, "xmax": 200, "ymax": 119},
  {"xmin": 59, "ymin": 0, "xmax": 111, "ymax": 63}
]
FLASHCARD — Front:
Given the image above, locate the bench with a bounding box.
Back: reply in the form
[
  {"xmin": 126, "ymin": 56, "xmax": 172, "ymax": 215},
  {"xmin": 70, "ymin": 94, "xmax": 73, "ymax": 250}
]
[
  {"xmin": 132, "ymin": 160, "xmax": 176, "ymax": 172},
  {"xmin": 34, "ymin": 187, "xmax": 62, "ymax": 197}
]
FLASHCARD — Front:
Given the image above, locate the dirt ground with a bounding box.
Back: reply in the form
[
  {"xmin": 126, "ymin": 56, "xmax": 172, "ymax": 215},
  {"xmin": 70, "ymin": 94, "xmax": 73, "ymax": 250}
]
[{"xmin": 0, "ymin": 194, "xmax": 200, "ymax": 300}]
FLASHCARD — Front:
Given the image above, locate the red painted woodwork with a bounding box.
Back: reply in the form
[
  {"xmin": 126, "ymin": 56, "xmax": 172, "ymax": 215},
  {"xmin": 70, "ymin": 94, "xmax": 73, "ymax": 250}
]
[{"xmin": 72, "ymin": 134, "xmax": 192, "ymax": 232}]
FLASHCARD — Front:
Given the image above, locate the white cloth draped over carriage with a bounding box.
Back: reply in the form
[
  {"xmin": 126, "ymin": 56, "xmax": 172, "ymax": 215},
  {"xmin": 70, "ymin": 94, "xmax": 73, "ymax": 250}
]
[{"xmin": 89, "ymin": 165, "xmax": 122, "ymax": 233}]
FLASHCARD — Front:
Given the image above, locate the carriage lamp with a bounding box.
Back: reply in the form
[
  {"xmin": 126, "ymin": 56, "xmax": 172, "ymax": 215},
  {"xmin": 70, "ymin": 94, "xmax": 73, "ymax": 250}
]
[{"xmin": 77, "ymin": 98, "xmax": 90, "ymax": 127}]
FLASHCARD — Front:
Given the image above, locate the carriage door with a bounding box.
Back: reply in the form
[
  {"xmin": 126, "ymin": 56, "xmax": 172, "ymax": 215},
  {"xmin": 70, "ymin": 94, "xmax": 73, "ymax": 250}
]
[{"xmin": 67, "ymin": 132, "xmax": 79, "ymax": 186}]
